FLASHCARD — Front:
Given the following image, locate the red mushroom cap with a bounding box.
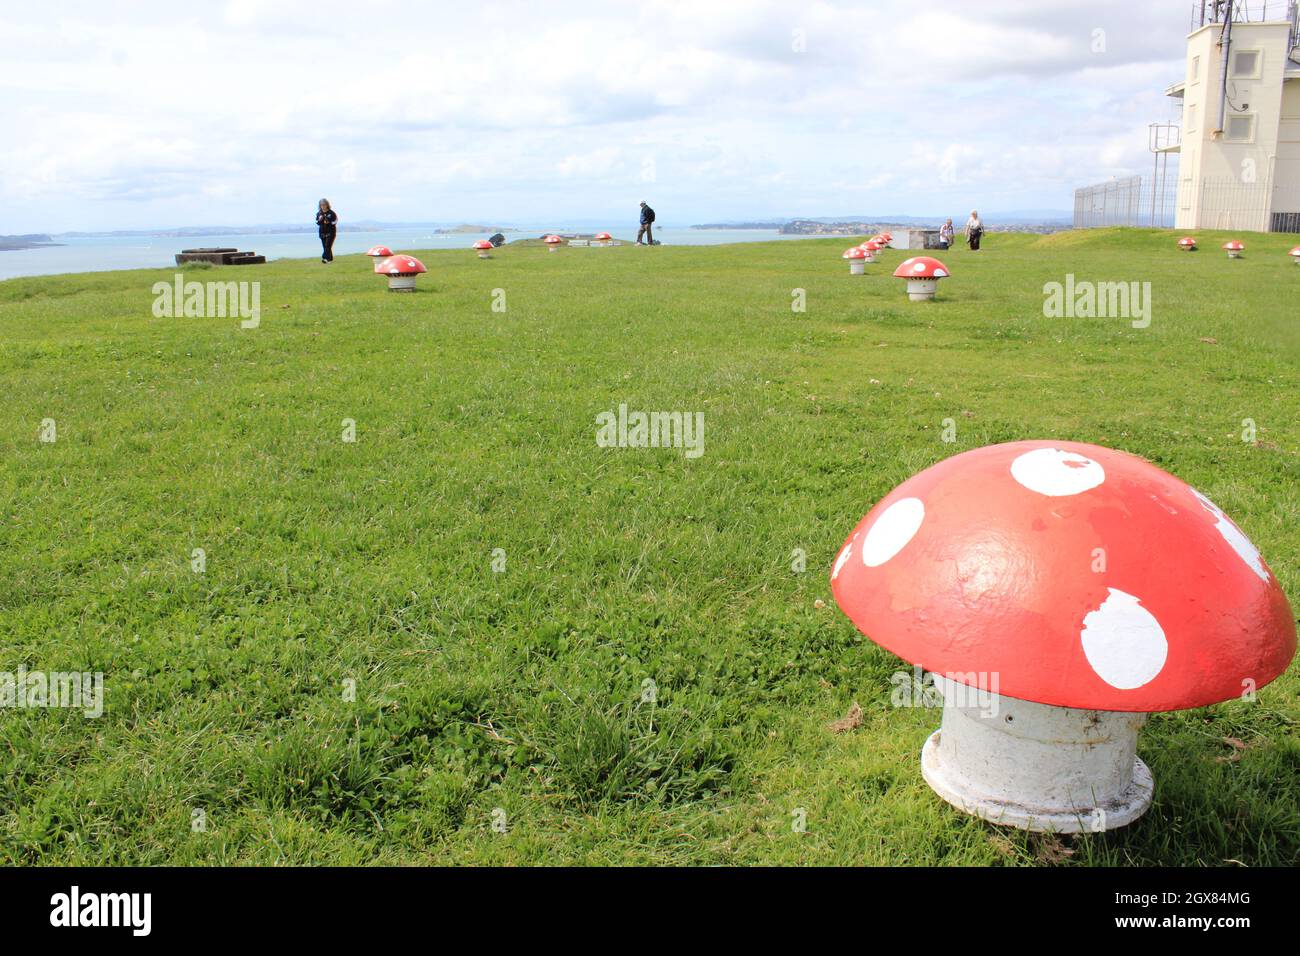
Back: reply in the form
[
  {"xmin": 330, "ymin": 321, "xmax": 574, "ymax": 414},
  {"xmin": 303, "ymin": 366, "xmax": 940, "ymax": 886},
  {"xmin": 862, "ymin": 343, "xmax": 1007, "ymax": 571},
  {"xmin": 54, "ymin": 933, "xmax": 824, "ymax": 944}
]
[
  {"xmin": 473, "ymin": 240, "xmax": 493, "ymax": 250},
  {"xmin": 1177, "ymin": 237, "xmax": 1196, "ymax": 247},
  {"xmin": 892, "ymin": 256, "xmax": 949, "ymax": 280},
  {"xmin": 844, "ymin": 246, "xmax": 867, "ymax": 259},
  {"xmin": 830, "ymin": 440, "xmax": 1296, "ymax": 712},
  {"xmin": 366, "ymin": 245, "xmax": 394, "ymax": 257},
  {"xmin": 862, "ymin": 241, "xmax": 883, "ymax": 252},
  {"xmin": 1289, "ymin": 246, "xmax": 1300, "ymax": 257},
  {"xmin": 594, "ymin": 232, "xmax": 612, "ymax": 241},
  {"xmin": 374, "ymin": 254, "xmax": 426, "ymax": 276},
  {"xmin": 881, "ymin": 233, "xmax": 893, "ymax": 241},
  {"xmin": 1224, "ymin": 240, "xmax": 1245, "ymax": 251},
  {"xmin": 544, "ymin": 235, "xmax": 563, "ymax": 245}
]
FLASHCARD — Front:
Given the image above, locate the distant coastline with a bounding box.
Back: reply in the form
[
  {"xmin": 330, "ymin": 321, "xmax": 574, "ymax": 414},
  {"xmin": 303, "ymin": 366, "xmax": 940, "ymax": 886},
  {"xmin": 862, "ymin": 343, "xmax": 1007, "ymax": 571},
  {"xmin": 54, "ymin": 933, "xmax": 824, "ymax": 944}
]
[
  {"xmin": 434, "ymin": 224, "xmax": 518, "ymax": 235},
  {"xmin": 0, "ymin": 234, "xmax": 64, "ymax": 252},
  {"xmin": 694, "ymin": 215, "xmax": 1072, "ymax": 235}
]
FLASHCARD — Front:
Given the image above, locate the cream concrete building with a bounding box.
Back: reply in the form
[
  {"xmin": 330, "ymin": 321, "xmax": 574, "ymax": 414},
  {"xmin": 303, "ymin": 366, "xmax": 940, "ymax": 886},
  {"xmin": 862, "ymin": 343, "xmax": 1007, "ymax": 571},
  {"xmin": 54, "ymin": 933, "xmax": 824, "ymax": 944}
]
[{"xmin": 1168, "ymin": 3, "xmax": 1300, "ymax": 232}]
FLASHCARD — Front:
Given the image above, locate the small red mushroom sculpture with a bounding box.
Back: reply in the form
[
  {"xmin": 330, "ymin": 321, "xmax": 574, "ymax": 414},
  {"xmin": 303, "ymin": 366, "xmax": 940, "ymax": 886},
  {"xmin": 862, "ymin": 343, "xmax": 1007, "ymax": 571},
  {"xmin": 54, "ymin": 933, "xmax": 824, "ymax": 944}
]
[
  {"xmin": 374, "ymin": 254, "xmax": 427, "ymax": 292},
  {"xmin": 366, "ymin": 245, "xmax": 394, "ymax": 261},
  {"xmin": 1289, "ymin": 245, "xmax": 1300, "ymax": 265},
  {"xmin": 1177, "ymin": 237, "xmax": 1196, "ymax": 252},
  {"xmin": 544, "ymin": 235, "xmax": 563, "ymax": 253},
  {"xmin": 594, "ymin": 232, "xmax": 613, "ymax": 247},
  {"xmin": 473, "ymin": 239, "xmax": 494, "ymax": 260},
  {"xmin": 831, "ymin": 440, "xmax": 1296, "ymax": 832},
  {"xmin": 880, "ymin": 232, "xmax": 893, "ymax": 247},
  {"xmin": 843, "ymin": 246, "xmax": 868, "ymax": 275},
  {"xmin": 860, "ymin": 240, "xmax": 882, "ymax": 263},
  {"xmin": 892, "ymin": 256, "xmax": 949, "ymax": 301},
  {"xmin": 1224, "ymin": 239, "xmax": 1245, "ymax": 259}
]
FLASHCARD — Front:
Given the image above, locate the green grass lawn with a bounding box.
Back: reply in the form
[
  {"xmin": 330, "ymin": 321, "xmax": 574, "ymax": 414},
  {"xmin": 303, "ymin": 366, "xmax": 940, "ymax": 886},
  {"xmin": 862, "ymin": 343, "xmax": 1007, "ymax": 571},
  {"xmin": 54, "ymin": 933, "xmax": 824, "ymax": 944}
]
[{"xmin": 0, "ymin": 228, "xmax": 1296, "ymax": 866}]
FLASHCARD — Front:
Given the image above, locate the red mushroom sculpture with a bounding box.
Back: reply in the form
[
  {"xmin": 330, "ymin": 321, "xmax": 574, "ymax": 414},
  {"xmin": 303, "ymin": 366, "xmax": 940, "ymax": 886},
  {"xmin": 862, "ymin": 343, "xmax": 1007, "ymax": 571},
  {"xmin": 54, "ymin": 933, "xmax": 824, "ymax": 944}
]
[
  {"xmin": 860, "ymin": 240, "xmax": 882, "ymax": 263},
  {"xmin": 843, "ymin": 246, "xmax": 868, "ymax": 276},
  {"xmin": 1224, "ymin": 239, "xmax": 1245, "ymax": 259},
  {"xmin": 831, "ymin": 440, "xmax": 1296, "ymax": 832},
  {"xmin": 892, "ymin": 256, "xmax": 949, "ymax": 301},
  {"xmin": 594, "ymin": 232, "xmax": 613, "ymax": 247},
  {"xmin": 473, "ymin": 239, "xmax": 494, "ymax": 260},
  {"xmin": 374, "ymin": 254, "xmax": 427, "ymax": 292},
  {"xmin": 366, "ymin": 245, "xmax": 394, "ymax": 261},
  {"xmin": 1177, "ymin": 237, "xmax": 1197, "ymax": 252},
  {"xmin": 544, "ymin": 235, "xmax": 563, "ymax": 253},
  {"xmin": 1289, "ymin": 245, "xmax": 1300, "ymax": 265}
]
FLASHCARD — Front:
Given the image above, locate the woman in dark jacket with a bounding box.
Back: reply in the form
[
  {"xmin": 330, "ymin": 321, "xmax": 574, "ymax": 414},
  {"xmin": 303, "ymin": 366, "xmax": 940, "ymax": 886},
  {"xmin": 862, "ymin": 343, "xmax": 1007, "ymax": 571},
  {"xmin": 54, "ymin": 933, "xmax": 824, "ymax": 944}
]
[{"xmin": 316, "ymin": 199, "xmax": 337, "ymax": 263}]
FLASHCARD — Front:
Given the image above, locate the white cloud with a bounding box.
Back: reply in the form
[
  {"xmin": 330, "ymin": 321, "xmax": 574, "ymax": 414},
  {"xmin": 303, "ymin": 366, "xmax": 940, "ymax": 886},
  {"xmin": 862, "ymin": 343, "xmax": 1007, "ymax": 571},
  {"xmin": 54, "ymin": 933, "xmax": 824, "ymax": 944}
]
[{"xmin": 0, "ymin": 0, "xmax": 1191, "ymax": 230}]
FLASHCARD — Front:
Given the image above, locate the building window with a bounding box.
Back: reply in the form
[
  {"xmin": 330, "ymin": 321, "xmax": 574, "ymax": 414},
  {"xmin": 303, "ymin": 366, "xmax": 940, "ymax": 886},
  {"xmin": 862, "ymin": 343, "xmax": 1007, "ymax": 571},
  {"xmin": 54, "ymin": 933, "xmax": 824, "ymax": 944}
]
[
  {"xmin": 1230, "ymin": 49, "xmax": 1261, "ymax": 79},
  {"xmin": 1224, "ymin": 113, "xmax": 1255, "ymax": 142}
]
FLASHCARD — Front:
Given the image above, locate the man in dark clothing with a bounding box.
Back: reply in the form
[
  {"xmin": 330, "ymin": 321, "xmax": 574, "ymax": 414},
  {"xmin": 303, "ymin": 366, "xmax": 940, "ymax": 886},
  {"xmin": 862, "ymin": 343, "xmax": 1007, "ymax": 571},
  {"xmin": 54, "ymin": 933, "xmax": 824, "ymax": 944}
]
[
  {"xmin": 636, "ymin": 201, "xmax": 655, "ymax": 245},
  {"xmin": 316, "ymin": 198, "xmax": 337, "ymax": 262}
]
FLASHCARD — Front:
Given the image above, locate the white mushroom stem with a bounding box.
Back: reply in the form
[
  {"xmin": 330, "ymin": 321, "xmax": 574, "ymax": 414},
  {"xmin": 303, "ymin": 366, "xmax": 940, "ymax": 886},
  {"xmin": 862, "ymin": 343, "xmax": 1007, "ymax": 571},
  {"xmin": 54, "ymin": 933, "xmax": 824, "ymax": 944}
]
[
  {"xmin": 849, "ymin": 259, "xmax": 865, "ymax": 275},
  {"xmin": 920, "ymin": 675, "xmax": 1153, "ymax": 833},
  {"xmin": 387, "ymin": 275, "xmax": 417, "ymax": 292},
  {"xmin": 904, "ymin": 278, "xmax": 939, "ymax": 301}
]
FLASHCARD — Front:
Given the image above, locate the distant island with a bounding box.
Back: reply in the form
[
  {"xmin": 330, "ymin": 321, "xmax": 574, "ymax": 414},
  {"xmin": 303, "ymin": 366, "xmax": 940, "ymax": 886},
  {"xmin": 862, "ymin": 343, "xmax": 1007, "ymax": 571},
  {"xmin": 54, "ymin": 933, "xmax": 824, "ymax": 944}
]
[{"xmin": 0, "ymin": 234, "xmax": 63, "ymax": 251}]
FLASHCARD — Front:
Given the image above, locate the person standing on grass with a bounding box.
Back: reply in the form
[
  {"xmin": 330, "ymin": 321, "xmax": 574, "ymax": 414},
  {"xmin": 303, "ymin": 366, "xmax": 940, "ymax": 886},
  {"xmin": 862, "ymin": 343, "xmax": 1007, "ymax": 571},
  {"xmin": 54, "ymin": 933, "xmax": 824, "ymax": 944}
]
[
  {"xmin": 316, "ymin": 198, "xmax": 338, "ymax": 263},
  {"xmin": 636, "ymin": 201, "xmax": 655, "ymax": 245},
  {"xmin": 965, "ymin": 210, "xmax": 984, "ymax": 251},
  {"xmin": 938, "ymin": 218, "xmax": 955, "ymax": 249}
]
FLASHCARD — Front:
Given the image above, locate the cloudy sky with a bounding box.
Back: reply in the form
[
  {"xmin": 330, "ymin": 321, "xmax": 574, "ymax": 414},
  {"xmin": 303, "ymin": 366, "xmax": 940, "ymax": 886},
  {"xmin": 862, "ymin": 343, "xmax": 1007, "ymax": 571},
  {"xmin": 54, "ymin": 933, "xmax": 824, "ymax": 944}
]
[{"xmin": 0, "ymin": 0, "xmax": 1195, "ymax": 232}]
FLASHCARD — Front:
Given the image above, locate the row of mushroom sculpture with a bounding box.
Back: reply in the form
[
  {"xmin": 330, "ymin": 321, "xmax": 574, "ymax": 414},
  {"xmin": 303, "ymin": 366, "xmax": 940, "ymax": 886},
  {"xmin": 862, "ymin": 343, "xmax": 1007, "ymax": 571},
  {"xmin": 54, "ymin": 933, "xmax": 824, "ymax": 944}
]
[
  {"xmin": 1179, "ymin": 236, "xmax": 1300, "ymax": 261},
  {"xmin": 365, "ymin": 231, "xmax": 617, "ymax": 290},
  {"xmin": 844, "ymin": 232, "xmax": 951, "ymax": 301}
]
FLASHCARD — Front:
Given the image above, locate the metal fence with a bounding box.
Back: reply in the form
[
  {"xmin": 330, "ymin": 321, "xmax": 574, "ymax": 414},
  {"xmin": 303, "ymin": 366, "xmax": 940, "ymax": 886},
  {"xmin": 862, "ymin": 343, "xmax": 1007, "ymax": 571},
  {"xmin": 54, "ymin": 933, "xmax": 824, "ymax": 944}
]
[
  {"xmin": 1073, "ymin": 176, "xmax": 1179, "ymax": 229},
  {"xmin": 1194, "ymin": 177, "xmax": 1273, "ymax": 231}
]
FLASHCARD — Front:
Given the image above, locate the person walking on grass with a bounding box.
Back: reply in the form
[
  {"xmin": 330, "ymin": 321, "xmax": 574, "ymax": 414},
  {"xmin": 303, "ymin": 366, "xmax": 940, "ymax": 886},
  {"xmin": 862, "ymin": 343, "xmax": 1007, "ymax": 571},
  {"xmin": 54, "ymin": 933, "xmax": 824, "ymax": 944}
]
[
  {"xmin": 965, "ymin": 209, "xmax": 984, "ymax": 251},
  {"xmin": 636, "ymin": 201, "xmax": 656, "ymax": 245},
  {"xmin": 316, "ymin": 198, "xmax": 338, "ymax": 263},
  {"xmin": 938, "ymin": 218, "xmax": 955, "ymax": 250}
]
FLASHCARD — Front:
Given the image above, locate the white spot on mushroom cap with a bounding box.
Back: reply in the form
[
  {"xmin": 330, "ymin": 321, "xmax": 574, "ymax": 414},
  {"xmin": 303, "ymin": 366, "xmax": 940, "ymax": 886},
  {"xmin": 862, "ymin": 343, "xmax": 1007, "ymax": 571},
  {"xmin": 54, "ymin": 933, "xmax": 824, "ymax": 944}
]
[
  {"xmin": 1191, "ymin": 490, "xmax": 1269, "ymax": 582},
  {"xmin": 832, "ymin": 541, "xmax": 853, "ymax": 579},
  {"xmin": 1080, "ymin": 588, "xmax": 1168, "ymax": 690},
  {"xmin": 861, "ymin": 497, "xmax": 925, "ymax": 567},
  {"xmin": 1010, "ymin": 447, "xmax": 1105, "ymax": 497}
]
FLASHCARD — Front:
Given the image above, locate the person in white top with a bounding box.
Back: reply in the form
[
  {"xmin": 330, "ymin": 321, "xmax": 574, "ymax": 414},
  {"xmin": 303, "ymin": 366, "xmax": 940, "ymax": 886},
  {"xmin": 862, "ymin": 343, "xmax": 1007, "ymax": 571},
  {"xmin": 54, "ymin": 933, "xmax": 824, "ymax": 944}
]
[
  {"xmin": 965, "ymin": 210, "xmax": 984, "ymax": 251},
  {"xmin": 938, "ymin": 218, "xmax": 955, "ymax": 249}
]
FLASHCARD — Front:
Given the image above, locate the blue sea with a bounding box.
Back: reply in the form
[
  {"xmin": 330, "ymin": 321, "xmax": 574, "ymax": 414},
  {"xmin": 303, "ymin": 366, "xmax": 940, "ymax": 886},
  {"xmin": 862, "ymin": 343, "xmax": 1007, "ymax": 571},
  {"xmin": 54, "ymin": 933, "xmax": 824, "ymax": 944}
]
[{"xmin": 0, "ymin": 227, "xmax": 818, "ymax": 282}]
